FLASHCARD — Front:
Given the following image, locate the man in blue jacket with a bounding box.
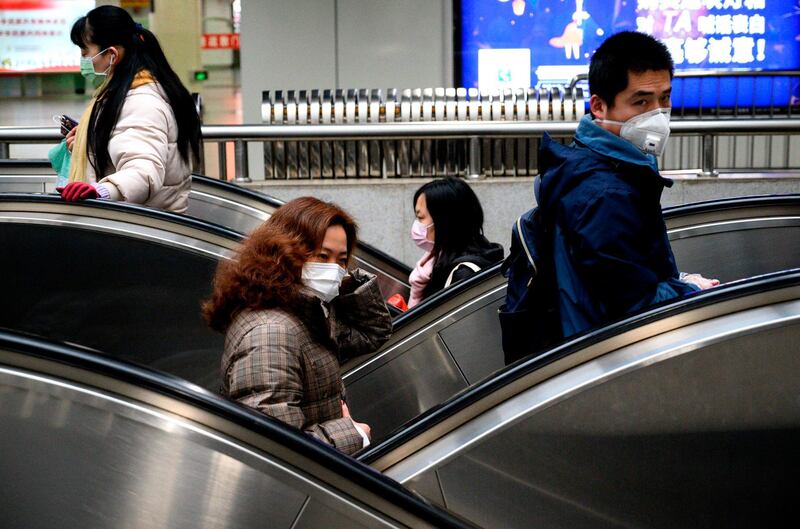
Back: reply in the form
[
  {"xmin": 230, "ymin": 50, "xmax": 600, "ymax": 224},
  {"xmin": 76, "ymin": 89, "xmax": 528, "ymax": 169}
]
[{"xmin": 538, "ymin": 31, "xmax": 718, "ymax": 338}]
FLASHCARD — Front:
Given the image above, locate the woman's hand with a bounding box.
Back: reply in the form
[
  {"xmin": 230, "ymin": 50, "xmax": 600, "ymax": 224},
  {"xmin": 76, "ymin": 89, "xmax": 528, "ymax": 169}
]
[
  {"xmin": 65, "ymin": 127, "xmax": 76, "ymax": 153},
  {"xmin": 342, "ymin": 401, "xmax": 372, "ymax": 440}
]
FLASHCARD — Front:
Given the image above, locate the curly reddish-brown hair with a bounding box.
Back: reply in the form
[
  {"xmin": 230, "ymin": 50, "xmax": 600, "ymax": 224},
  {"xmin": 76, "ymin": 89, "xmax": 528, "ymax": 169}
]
[{"xmin": 202, "ymin": 196, "xmax": 358, "ymax": 332}]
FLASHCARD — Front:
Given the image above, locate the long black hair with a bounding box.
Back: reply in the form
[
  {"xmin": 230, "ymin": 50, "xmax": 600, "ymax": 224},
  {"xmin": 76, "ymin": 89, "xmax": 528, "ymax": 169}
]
[
  {"xmin": 71, "ymin": 5, "xmax": 201, "ymax": 178},
  {"xmin": 413, "ymin": 176, "xmax": 486, "ymax": 264}
]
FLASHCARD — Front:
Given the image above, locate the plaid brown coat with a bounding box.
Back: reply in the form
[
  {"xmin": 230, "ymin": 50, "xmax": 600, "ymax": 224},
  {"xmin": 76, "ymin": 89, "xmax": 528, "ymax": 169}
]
[{"xmin": 222, "ymin": 269, "xmax": 392, "ymax": 455}]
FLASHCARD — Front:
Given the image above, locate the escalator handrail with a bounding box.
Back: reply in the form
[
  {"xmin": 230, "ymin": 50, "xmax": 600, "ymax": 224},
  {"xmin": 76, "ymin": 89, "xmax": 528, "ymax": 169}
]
[
  {"xmin": 191, "ymin": 173, "xmax": 285, "ymax": 209},
  {"xmin": 389, "ymin": 262, "xmax": 504, "ymax": 332},
  {"xmin": 0, "ymin": 159, "xmax": 52, "ymax": 168},
  {"xmin": 0, "ymin": 329, "xmax": 473, "ymax": 529},
  {"xmin": 0, "ymin": 193, "xmax": 245, "ymax": 242},
  {"xmin": 190, "ymin": 174, "xmax": 412, "ymax": 276},
  {"xmin": 387, "ymin": 194, "xmax": 800, "ymax": 332},
  {"xmin": 662, "ymin": 193, "xmax": 800, "ymax": 218},
  {"xmin": 359, "ymin": 268, "xmax": 800, "ymax": 463}
]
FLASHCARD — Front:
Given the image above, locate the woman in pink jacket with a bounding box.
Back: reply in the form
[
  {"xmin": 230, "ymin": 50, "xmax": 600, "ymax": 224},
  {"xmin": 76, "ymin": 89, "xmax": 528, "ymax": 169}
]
[{"xmin": 59, "ymin": 5, "xmax": 201, "ymax": 214}]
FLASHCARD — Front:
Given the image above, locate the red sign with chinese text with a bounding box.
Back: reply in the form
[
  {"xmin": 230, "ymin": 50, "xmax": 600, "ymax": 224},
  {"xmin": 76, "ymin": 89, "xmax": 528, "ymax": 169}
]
[{"xmin": 201, "ymin": 33, "xmax": 239, "ymax": 50}]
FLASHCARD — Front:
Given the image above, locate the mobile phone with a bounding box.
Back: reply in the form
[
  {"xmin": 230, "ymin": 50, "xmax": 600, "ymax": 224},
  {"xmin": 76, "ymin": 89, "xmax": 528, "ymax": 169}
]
[{"xmin": 60, "ymin": 115, "xmax": 79, "ymax": 136}]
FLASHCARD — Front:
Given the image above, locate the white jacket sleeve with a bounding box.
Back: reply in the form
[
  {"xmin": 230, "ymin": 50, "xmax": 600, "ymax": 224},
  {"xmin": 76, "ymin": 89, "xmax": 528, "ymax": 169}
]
[{"xmin": 100, "ymin": 90, "xmax": 170, "ymax": 204}]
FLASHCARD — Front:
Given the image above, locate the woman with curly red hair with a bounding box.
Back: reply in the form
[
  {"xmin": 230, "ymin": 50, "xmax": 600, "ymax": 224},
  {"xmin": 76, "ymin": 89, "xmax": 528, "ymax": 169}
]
[{"xmin": 203, "ymin": 196, "xmax": 392, "ymax": 455}]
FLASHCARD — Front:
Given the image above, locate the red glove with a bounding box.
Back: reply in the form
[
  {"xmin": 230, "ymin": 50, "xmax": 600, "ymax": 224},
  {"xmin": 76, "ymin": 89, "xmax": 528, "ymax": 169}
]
[{"xmin": 57, "ymin": 182, "xmax": 98, "ymax": 202}]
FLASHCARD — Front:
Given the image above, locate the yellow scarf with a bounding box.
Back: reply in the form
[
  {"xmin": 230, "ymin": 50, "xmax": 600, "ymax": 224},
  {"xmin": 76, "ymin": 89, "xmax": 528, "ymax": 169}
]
[{"xmin": 69, "ymin": 70, "xmax": 156, "ymax": 183}]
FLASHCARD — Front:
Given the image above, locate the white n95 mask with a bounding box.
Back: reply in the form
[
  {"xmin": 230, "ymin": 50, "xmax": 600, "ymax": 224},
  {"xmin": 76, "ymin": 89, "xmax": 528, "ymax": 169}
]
[
  {"xmin": 302, "ymin": 262, "xmax": 347, "ymax": 303},
  {"xmin": 599, "ymin": 108, "xmax": 671, "ymax": 156}
]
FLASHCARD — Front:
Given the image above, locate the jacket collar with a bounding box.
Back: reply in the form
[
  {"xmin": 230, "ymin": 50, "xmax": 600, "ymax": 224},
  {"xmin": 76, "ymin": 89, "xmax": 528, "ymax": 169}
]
[{"xmin": 574, "ymin": 114, "xmax": 661, "ymax": 174}]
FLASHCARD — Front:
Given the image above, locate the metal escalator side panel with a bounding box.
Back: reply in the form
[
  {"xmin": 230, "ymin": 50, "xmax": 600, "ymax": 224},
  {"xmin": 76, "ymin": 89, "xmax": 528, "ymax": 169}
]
[
  {"xmin": 342, "ymin": 272, "xmax": 506, "ymax": 441},
  {"xmin": 395, "ymin": 295, "xmax": 800, "ymax": 529},
  {"xmin": 368, "ymin": 276, "xmax": 800, "ymax": 479},
  {"xmin": 0, "ymin": 337, "xmax": 472, "ymax": 529}
]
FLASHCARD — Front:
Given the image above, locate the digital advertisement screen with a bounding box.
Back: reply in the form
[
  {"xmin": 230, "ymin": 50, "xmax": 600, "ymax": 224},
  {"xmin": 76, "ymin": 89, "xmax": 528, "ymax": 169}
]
[
  {"xmin": 0, "ymin": 0, "xmax": 95, "ymax": 74},
  {"xmin": 457, "ymin": 0, "xmax": 800, "ymax": 108}
]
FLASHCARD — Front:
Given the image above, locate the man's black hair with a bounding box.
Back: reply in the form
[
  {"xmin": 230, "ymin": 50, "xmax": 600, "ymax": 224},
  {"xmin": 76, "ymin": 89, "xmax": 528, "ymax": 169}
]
[{"xmin": 589, "ymin": 31, "xmax": 674, "ymax": 109}]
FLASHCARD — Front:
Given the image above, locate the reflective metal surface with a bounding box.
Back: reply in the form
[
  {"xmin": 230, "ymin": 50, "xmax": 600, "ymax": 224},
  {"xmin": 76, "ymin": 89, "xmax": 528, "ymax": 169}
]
[
  {"xmin": 345, "ymin": 196, "xmax": 800, "ymax": 444},
  {"xmin": 343, "ymin": 274, "xmax": 507, "ymax": 441},
  {"xmin": 0, "ymin": 196, "xmax": 240, "ymax": 390},
  {"xmin": 373, "ymin": 274, "xmax": 800, "ymax": 529},
  {"xmin": 0, "ymin": 173, "xmax": 411, "ymax": 302},
  {"xmin": 0, "ymin": 333, "xmax": 472, "ymax": 529},
  {"xmin": 665, "ymin": 199, "xmax": 800, "ymax": 283}
]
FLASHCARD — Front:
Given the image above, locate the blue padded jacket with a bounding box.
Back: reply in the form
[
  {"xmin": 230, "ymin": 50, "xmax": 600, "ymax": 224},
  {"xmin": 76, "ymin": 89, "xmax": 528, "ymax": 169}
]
[{"xmin": 538, "ymin": 114, "xmax": 698, "ymax": 337}]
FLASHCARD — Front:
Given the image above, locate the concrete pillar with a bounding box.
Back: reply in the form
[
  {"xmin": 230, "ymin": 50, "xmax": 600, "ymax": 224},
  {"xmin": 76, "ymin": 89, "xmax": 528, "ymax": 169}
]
[{"xmin": 148, "ymin": 0, "xmax": 203, "ymax": 93}]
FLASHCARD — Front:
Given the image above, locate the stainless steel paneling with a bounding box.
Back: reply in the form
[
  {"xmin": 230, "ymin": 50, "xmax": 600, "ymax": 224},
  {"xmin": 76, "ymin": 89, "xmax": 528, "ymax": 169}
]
[
  {"xmin": 0, "ymin": 365, "xmax": 415, "ymax": 529},
  {"xmin": 389, "ymin": 294, "xmax": 800, "ymax": 529},
  {"xmin": 0, "ymin": 221, "xmax": 228, "ymax": 389},
  {"xmin": 294, "ymin": 498, "xmax": 389, "ymax": 529},
  {"xmin": 187, "ymin": 190, "xmax": 270, "ymax": 235},
  {"xmin": 434, "ymin": 319, "xmax": 800, "ymax": 529},
  {"xmin": 438, "ymin": 294, "xmax": 505, "ymax": 385},
  {"xmin": 345, "ymin": 333, "xmax": 468, "ymax": 440},
  {"xmin": 0, "ymin": 369, "xmax": 298, "ymax": 529},
  {"xmin": 669, "ymin": 220, "xmax": 800, "ymax": 282}
]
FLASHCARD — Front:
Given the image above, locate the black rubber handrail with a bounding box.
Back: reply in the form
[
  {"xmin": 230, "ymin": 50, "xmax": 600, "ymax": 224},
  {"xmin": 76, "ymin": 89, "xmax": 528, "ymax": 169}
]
[
  {"xmin": 662, "ymin": 193, "xmax": 800, "ymax": 218},
  {"xmin": 190, "ymin": 174, "xmax": 412, "ymax": 275},
  {"xmin": 0, "ymin": 193, "xmax": 244, "ymax": 242},
  {"xmin": 388, "ymin": 194, "xmax": 800, "ymax": 332},
  {"xmin": 0, "ymin": 159, "xmax": 51, "ymax": 168},
  {"xmin": 390, "ymin": 262, "xmax": 503, "ymax": 331},
  {"xmin": 0, "ymin": 328, "xmax": 474, "ymax": 529},
  {"xmin": 359, "ymin": 268, "xmax": 800, "ymax": 463},
  {"xmin": 191, "ymin": 173, "xmax": 285, "ymax": 208}
]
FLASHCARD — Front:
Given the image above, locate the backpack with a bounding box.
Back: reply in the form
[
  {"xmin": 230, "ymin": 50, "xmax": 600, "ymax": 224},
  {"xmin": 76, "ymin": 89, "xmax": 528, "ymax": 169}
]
[{"xmin": 498, "ymin": 207, "xmax": 562, "ymax": 365}]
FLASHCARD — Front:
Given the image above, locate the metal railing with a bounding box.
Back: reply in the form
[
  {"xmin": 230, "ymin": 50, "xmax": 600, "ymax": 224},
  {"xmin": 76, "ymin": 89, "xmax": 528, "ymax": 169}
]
[
  {"xmin": 1, "ymin": 119, "xmax": 798, "ymax": 181},
  {"xmin": 569, "ymin": 69, "xmax": 800, "ymax": 119}
]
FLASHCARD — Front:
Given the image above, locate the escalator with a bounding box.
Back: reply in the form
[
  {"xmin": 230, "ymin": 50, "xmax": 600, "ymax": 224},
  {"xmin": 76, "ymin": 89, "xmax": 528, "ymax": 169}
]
[
  {"xmin": 358, "ymin": 269, "xmax": 800, "ymax": 529},
  {"xmin": 0, "ymin": 194, "xmax": 240, "ymax": 390},
  {"xmin": 0, "ymin": 329, "xmax": 471, "ymax": 529},
  {"xmin": 2, "ymin": 193, "xmax": 798, "ymax": 444},
  {"xmin": 342, "ymin": 195, "xmax": 800, "ymax": 441},
  {"xmin": 0, "ymin": 173, "xmax": 411, "ymax": 301}
]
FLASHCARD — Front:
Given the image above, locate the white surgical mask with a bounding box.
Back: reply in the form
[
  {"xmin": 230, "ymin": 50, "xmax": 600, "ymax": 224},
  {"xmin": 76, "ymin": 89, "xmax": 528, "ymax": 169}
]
[
  {"xmin": 598, "ymin": 107, "xmax": 671, "ymax": 156},
  {"xmin": 302, "ymin": 262, "xmax": 347, "ymax": 303},
  {"xmin": 411, "ymin": 220, "xmax": 434, "ymax": 252}
]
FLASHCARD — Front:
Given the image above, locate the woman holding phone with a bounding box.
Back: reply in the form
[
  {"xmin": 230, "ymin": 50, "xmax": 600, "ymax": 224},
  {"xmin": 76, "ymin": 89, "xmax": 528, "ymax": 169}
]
[{"xmin": 59, "ymin": 5, "xmax": 201, "ymax": 213}]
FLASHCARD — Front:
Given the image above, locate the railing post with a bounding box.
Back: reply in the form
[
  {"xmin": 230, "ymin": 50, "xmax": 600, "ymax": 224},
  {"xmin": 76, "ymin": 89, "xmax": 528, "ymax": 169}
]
[
  {"xmin": 467, "ymin": 136, "xmax": 481, "ymax": 179},
  {"xmin": 698, "ymin": 133, "xmax": 719, "ymax": 177},
  {"xmin": 217, "ymin": 141, "xmax": 227, "ymax": 180},
  {"xmin": 196, "ymin": 141, "xmax": 206, "ymax": 175},
  {"xmin": 0, "ymin": 142, "xmax": 9, "ymax": 159},
  {"xmin": 234, "ymin": 139, "xmax": 251, "ymax": 183}
]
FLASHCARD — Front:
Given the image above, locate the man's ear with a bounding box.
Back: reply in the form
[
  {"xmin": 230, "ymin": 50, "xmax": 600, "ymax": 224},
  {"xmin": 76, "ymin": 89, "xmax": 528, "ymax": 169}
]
[{"xmin": 589, "ymin": 94, "xmax": 609, "ymax": 119}]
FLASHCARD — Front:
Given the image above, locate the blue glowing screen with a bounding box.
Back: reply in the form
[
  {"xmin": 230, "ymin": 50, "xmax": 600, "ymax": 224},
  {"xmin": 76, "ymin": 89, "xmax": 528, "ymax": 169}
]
[{"xmin": 458, "ymin": 0, "xmax": 800, "ymax": 109}]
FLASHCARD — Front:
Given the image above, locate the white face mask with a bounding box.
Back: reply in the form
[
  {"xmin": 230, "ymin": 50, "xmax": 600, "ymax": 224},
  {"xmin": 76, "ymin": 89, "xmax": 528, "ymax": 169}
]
[
  {"xmin": 598, "ymin": 107, "xmax": 671, "ymax": 156},
  {"xmin": 302, "ymin": 262, "xmax": 347, "ymax": 303}
]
